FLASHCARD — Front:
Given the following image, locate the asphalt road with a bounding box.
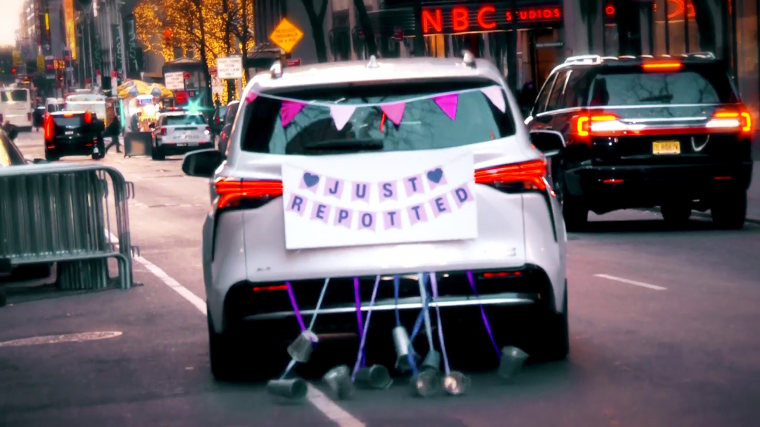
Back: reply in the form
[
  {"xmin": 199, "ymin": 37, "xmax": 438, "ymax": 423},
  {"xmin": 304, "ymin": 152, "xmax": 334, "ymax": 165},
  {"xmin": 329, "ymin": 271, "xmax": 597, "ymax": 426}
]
[{"xmin": 2, "ymin": 131, "xmax": 759, "ymax": 426}]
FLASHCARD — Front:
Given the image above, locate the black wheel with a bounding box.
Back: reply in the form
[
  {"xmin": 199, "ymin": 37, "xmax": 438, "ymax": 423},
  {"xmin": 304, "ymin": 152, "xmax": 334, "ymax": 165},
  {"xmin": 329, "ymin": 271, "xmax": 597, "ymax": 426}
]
[
  {"xmin": 92, "ymin": 137, "xmax": 105, "ymax": 160},
  {"xmin": 44, "ymin": 149, "xmax": 59, "ymax": 162},
  {"xmin": 711, "ymin": 189, "xmax": 747, "ymax": 229},
  {"xmin": 208, "ymin": 312, "xmax": 241, "ymax": 381},
  {"xmin": 563, "ymin": 195, "xmax": 588, "ymax": 232},
  {"xmin": 532, "ymin": 282, "xmax": 569, "ymax": 361},
  {"xmin": 152, "ymin": 145, "xmax": 165, "ymax": 161},
  {"xmin": 661, "ymin": 200, "xmax": 691, "ymax": 226}
]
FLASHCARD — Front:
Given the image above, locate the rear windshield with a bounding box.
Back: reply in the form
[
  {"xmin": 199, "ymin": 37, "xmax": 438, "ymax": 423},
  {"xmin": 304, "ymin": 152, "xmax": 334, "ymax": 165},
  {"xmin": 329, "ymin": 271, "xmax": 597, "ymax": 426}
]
[
  {"xmin": 163, "ymin": 115, "xmax": 205, "ymax": 126},
  {"xmin": 52, "ymin": 116, "xmax": 84, "ymax": 127},
  {"xmin": 242, "ymin": 81, "xmax": 514, "ymax": 155},
  {"xmin": 1, "ymin": 90, "xmax": 29, "ymax": 102},
  {"xmin": 589, "ymin": 67, "xmax": 737, "ymax": 106}
]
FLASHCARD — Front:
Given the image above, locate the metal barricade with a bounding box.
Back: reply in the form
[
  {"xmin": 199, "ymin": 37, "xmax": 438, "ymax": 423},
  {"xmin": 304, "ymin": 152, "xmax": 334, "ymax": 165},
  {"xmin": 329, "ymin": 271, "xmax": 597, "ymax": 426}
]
[{"xmin": 0, "ymin": 163, "xmax": 134, "ymax": 290}]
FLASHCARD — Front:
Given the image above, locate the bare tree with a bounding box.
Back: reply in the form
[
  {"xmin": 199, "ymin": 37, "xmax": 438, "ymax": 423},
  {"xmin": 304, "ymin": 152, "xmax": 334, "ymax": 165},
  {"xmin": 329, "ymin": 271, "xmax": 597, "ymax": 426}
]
[{"xmin": 300, "ymin": 0, "xmax": 329, "ymax": 62}]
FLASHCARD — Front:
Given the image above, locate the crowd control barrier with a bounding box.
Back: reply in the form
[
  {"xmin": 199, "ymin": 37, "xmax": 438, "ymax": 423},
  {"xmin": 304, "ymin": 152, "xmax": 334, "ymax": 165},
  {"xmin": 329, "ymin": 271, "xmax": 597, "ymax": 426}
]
[{"xmin": 0, "ymin": 163, "xmax": 135, "ymax": 290}]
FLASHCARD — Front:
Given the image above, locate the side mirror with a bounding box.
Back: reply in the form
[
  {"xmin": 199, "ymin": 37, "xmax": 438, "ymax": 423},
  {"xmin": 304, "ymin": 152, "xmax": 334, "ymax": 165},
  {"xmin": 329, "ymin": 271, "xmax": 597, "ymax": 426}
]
[
  {"xmin": 182, "ymin": 149, "xmax": 224, "ymax": 178},
  {"xmin": 4, "ymin": 124, "xmax": 18, "ymax": 141},
  {"xmin": 529, "ymin": 131, "xmax": 565, "ymax": 157}
]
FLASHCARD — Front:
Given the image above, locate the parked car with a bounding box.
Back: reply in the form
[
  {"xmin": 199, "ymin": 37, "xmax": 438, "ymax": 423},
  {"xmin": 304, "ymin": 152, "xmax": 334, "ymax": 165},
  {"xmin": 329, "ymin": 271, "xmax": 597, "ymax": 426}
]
[
  {"xmin": 525, "ymin": 54, "xmax": 753, "ymax": 230},
  {"xmin": 215, "ymin": 100, "xmax": 239, "ymax": 155},
  {"xmin": 43, "ymin": 111, "xmax": 105, "ymax": 161},
  {"xmin": 151, "ymin": 111, "xmax": 214, "ymax": 160},
  {"xmin": 183, "ymin": 56, "xmax": 568, "ymax": 380}
]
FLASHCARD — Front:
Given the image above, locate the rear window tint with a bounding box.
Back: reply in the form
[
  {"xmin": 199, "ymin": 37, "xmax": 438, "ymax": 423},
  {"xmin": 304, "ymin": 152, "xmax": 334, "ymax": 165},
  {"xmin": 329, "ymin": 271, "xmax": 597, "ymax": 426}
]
[
  {"xmin": 589, "ymin": 67, "xmax": 737, "ymax": 106},
  {"xmin": 163, "ymin": 115, "xmax": 205, "ymax": 125},
  {"xmin": 242, "ymin": 81, "xmax": 515, "ymax": 155},
  {"xmin": 52, "ymin": 116, "xmax": 83, "ymax": 127}
]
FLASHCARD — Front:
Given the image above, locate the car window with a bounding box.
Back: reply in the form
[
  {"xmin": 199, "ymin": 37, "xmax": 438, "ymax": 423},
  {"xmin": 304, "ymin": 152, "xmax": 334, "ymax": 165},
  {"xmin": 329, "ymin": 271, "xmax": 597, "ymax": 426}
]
[
  {"xmin": 242, "ymin": 81, "xmax": 515, "ymax": 155},
  {"xmin": 163, "ymin": 115, "xmax": 205, "ymax": 125},
  {"xmin": 1, "ymin": 90, "xmax": 29, "ymax": 102},
  {"xmin": 52, "ymin": 116, "xmax": 84, "ymax": 127},
  {"xmin": 533, "ymin": 72, "xmax": 557, "ymax": 115},
  {"xmin": 546, "ymin": 70, "xmax": 571, "ymax": 111},
  {"xmin": 589, "ymin": 68, "xmax": 736, "ymax": 106}
]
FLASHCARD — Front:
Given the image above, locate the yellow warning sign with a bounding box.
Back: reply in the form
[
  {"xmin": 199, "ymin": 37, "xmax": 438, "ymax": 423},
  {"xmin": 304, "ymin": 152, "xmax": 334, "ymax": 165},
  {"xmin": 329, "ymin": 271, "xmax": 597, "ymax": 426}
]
[{"xmin": 269, "ymin": 18, "xmax": 304, "ymax": 54}]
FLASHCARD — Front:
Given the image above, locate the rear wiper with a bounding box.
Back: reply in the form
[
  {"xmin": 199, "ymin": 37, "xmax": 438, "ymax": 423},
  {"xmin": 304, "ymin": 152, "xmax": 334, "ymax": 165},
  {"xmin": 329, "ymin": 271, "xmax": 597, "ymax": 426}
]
[
  {"xmin": 639, "ymin": 94, "xmax": 674, "ymax": 103},
  {"xmin": 301, "ymin": 139, "xmax": 384, "ymax": 151}
]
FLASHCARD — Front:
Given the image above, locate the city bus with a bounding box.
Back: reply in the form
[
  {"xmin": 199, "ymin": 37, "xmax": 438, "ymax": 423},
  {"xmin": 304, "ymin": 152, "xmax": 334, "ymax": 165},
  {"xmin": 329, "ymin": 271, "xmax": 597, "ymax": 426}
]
[{"xmin": 0, "ymin": 87, "xmax": 32, "ymax": 130}]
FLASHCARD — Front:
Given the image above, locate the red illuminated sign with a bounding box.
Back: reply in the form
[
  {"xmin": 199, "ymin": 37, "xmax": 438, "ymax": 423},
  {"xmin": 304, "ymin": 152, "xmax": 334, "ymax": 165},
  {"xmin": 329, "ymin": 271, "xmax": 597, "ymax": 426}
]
[{"xmin": 422, "ymin": 3, "xmax": 563, "ymax": 34}]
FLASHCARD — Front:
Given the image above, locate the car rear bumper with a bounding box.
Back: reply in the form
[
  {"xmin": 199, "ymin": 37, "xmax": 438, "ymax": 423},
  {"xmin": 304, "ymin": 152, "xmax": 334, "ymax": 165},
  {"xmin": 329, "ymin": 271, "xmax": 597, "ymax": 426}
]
[
  {"xmin": 47, "ymin": 137, "xmax": 99, "ymax": 155},
  {"xmin": 565, "ymin": 161, "xmax": 753, "ymax": 209},
  {"xmin": 220, "ymin": 265, "xmax": 557, "ymax": 335},
  {"xmin": 158, "ymin": 141, "xmax": 214, "ymax": 155}
]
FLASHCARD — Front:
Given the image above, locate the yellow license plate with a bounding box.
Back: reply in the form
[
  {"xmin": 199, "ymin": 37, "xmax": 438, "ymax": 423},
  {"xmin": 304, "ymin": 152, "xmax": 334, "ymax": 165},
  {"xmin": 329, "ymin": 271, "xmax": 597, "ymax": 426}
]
[{"xmin": 653, "ymin": 140, "xmax": 681, "ymax": 155}]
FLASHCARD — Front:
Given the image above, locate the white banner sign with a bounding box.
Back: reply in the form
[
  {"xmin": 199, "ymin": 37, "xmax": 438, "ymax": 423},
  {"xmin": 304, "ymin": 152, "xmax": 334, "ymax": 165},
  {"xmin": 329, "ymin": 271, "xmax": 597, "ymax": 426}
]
[
  {"xmin": 282, "ymin": 154, "xmax": 478, "ymax": 249},
  {"xmin": 216, "ymin": 55, "xmax": 243, "ymax": 79},
  {"xmin": 164, "ymin": 71, "xmax": 184, "ymax": 90}
]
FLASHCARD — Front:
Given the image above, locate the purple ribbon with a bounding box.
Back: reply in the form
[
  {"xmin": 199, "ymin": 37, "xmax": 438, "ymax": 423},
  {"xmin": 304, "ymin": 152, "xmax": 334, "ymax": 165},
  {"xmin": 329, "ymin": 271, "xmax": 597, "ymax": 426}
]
[
  {"xmin": 353, "ymin": 277, "xmax": 364, "ymax": 338},
  {"xmin": 286, "ymin": 281, "xmax": 306, "ymax": 332},
  {"xmin": 466, "ymin": 271, "xmax": 501, "ymax": 359},
  {"xmin": 352, "ymin": 275, "xmax": 381, "ymax": 381},
  {"xmin": 429, "ymin": 273, "xmax": 451, "ymax": 375}
]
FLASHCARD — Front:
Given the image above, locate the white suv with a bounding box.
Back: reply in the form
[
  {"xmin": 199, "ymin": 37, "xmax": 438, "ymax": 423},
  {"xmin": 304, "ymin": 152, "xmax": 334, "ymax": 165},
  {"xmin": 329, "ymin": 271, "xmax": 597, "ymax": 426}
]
[
  {"xmin": 183, "ymin": 56, "xmax": 568, "ymax": 380},
  {"xmin": 151, "ymin": 111, "xmax": 213, "ymax": 160}
]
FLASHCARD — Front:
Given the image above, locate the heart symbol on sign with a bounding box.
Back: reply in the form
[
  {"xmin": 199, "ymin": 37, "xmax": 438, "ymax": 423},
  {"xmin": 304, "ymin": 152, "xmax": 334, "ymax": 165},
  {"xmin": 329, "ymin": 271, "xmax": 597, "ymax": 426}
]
[
  {"xmin": 303, "ymin": 172, "xmax": 320, "ymax": 188},
  {"xmin": 426, "ymin": 168, "xmax": 444, "ymax": 184}
]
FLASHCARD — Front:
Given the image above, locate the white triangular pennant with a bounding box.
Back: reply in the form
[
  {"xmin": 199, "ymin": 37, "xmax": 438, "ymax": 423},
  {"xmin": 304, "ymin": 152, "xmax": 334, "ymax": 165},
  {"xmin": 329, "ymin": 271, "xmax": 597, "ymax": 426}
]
[
  {"xmin": 480, "ymin": 86, "xmax": 506, "ymax": 113},
  {"xmin": 329, "ymin": 105, "xmax": 357, "ymax": 131}
]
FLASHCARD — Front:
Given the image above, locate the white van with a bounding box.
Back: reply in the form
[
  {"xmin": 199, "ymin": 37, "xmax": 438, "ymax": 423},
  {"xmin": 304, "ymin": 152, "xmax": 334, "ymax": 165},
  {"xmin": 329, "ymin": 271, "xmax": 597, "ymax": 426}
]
[
  {"xmin": 64, "ymin": 93, "xmax": 107, "ymax": 125},
  {"xmin": 0, "ymin": 87, "xmax": 32, "ymax": 130}
]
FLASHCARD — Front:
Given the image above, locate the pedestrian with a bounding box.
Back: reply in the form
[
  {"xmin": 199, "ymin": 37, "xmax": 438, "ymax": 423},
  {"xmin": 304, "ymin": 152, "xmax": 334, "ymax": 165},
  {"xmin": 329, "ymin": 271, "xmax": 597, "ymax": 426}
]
[{"xmin": 105, "ymin": 116, "xmax": 122, "ymax": 153}]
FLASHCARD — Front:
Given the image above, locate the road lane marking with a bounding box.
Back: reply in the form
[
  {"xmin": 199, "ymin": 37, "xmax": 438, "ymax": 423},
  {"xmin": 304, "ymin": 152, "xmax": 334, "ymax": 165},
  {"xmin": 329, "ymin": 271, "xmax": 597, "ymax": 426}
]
[
  {"xmin": 0, "ymin": 331, "xmax": 122, "ymax": 348},
  {"xmin": 111, "ymin": 232, "xmax": 365, "ymax": 427},
  {"xmin": 594, "ymin": 274, "xmax": 667, "ymax": 291},
  {"xmin": 307, "ymin": 385, "xmax": 365, "ymax": 427}
]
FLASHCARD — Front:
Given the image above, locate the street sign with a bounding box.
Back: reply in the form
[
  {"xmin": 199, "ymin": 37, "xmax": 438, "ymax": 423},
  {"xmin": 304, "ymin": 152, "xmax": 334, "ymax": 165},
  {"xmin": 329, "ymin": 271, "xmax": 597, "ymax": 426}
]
[
  {"xmin": 269, "ymin": 18, "xmax": 304, "ymax": 54},
  {"xmin": 164, "ymin": 71, "xmax": 184, "ymax": 90},
  {"xmin": 216, "ymin": 55, "xmax": 242, "ymax": 79}
]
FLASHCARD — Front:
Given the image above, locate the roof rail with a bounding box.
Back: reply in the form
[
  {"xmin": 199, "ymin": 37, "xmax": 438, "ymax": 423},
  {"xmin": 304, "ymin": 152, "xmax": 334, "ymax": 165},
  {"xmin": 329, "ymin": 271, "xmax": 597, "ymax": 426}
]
[
  {"xmin": 563, "ymin": 55, "xmax": 602, "ymax": 65},
  {"xmin": 684, "ymin": 51, "xmax": 716, "ymax": 59}
]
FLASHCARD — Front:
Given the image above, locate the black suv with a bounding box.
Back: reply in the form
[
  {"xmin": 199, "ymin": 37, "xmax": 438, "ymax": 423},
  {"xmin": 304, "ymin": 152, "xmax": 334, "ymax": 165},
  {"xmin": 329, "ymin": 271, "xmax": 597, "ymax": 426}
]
[
  {"xmin": 44, "ymin": 111, "xmax": 105, "ymax": 161},
  {"xmin": 526, "ymin": 54, "xmax": 753, "ymax": 230}
]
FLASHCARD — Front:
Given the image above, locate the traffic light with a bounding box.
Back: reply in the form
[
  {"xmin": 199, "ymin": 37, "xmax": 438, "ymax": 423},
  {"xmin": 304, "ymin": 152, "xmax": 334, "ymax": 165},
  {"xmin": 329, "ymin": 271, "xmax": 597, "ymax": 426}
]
[{"xmin": 10, "ymin": 67, "xmax": 16, "ymax": 75}]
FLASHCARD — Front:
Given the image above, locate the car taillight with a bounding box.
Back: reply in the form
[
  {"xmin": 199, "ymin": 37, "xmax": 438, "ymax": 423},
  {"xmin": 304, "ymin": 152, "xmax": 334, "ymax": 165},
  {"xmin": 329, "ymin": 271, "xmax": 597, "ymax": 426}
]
[
  {"xmin": 474, "ymin": 159, "xmax": 550, "ymax": 193},
  {"xmin": 641, "ymin": 61, "xmax": 683, "ymax": 72},
  {"xmin": 160, "ymin": 127, "xmax": 167, "ymax": 135},
  {"xmin": 572, "ymin": 113, "xmax": 620, "ymax": 140},
  {"xmin": 84, "ymin": 112, "xmax": 92, "ymax": 124},
  {"xmin": 214, "ymin": 178, "xmax": 283, "ymax": 209},
  {"xmin": 43, "ymin": 114, "xmax": 55, "ymax": 140},
  {"xmin": 707, "ymin": 108, "xmax": 752, "ymax": 134}
]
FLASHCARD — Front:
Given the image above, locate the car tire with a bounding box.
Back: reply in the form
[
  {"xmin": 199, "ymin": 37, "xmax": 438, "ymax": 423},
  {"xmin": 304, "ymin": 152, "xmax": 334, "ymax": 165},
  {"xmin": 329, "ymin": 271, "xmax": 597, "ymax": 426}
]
[
  {"xmin": 208, "ymin": 312, "xmax": 241, "ymax": 381},
  {"xmin": 152, "ymin": 146, "xmax": 165, "ymax": 161},
  {"xmin": 92, "ymin": 137, "xmax": 105, "ymax": 160},
  {"xmin": 44, "ymin": 149, "xmax": 59, "ymax": 161},
  {"xmin": 661, "ymin": 201, "xmax": 691, "ymax": 226},
  {"xmin": 563, "ymin": 195, "xmax": 587, "ymax": 232},
  {"xmin": 711, "ymin": 189, "xmax": 747, "ymax": 229},
  {"xmin": 532, "ymin": 282, "xmax": 569, "ymax": 361}
]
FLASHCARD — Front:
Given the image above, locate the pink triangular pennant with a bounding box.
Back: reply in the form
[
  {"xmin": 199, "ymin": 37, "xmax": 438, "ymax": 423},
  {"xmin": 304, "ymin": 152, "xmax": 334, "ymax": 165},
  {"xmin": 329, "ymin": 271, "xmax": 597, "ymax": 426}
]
[
  {"xmin": 481, "ymin": 86, "xmax": 506, "ymax": 112},
  {"xmin": 280, "ymin": 101, "xmax": 305, "ymax": 127},
  {"xmin": 245, "ymin": 91, "xmax": 258, "ymax": 103},
  {"xmin": 433, "ymin": 94, "xmax": 458, "ymax": 120},
  {"xmin": 380, "ymin": 102, "xmax": 406, "ymax": 126},
  {"xmin": 329, "ymin": 105, "xmax": 356, "ymax": 131}
]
